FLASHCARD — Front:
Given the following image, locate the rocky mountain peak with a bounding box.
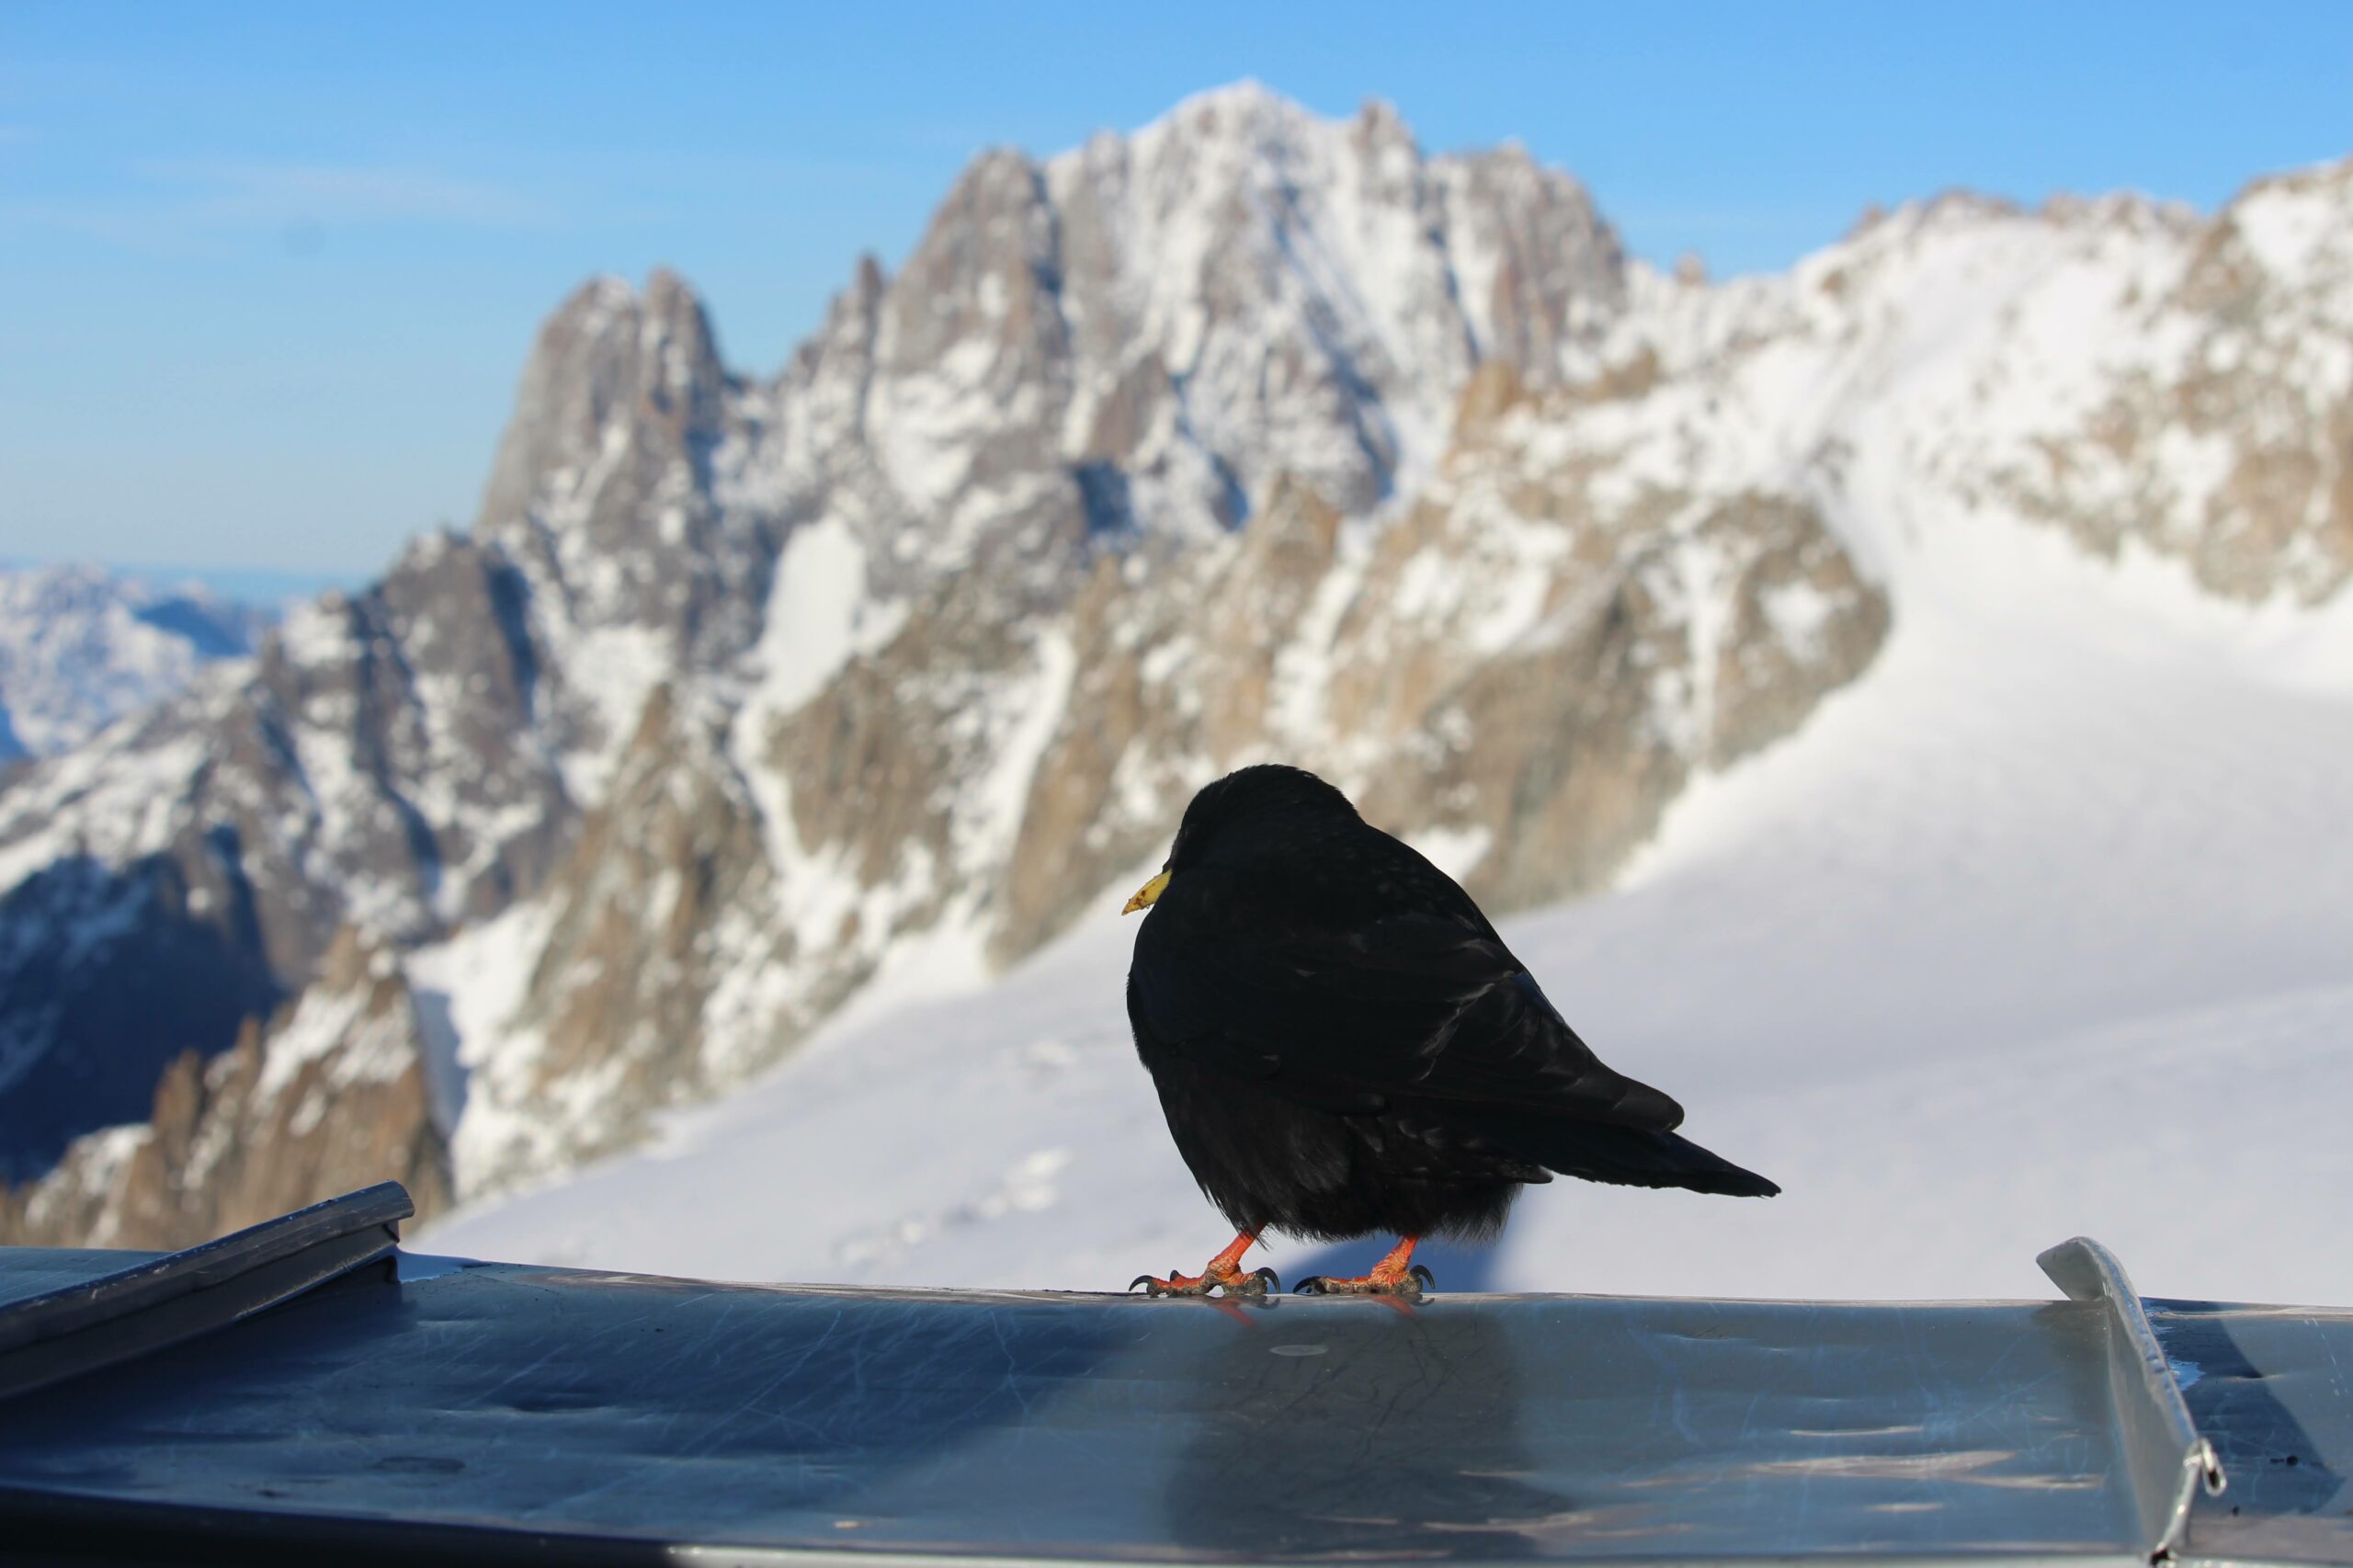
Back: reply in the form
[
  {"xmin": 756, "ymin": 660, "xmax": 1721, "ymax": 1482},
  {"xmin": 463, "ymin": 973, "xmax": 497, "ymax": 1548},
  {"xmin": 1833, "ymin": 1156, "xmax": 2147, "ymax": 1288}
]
[
  {"xmin": 1349, "ymin": 94, "xmax": 1413, "ymax": 144},
  {"xmin": 449, "ymin": 87, "xmax": 1642, "ymax": 637},
  {"xmin": 2187, "ymin": 154, "xmax": 2353, "ymax": 307},
  {"xmin": 1150, "ymin": 78, "xmax": 1313, "ymax": 148},
  {"xmin": 640, "ymin": 267, "xmax": 731, "ymax": 433},
  {"xmin": 470, "ymin": 264, "xmax": 771, "ymax": 676},
  {"xmin": 790, "ymin": 253, "xmax": 888, "ymax": 382},
  {"xmin": 477, "ymin": 268, "xmax": 729, "ymax": 539},
  {"xmin": 739, "ymin": 83, "xmax": 1643, "ymax": 591}
]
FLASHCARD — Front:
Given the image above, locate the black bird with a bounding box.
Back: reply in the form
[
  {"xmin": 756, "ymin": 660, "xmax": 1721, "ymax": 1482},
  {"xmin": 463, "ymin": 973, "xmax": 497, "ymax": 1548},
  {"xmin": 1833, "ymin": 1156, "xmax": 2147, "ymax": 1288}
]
[{"xmin": 1122, "ymin": 764, "xmax": 1777, "ymax": 1297}]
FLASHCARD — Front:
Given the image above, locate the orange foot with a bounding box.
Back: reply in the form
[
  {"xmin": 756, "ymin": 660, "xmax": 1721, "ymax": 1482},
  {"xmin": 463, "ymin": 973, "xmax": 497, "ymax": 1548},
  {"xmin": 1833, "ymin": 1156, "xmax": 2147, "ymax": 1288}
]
[
  {"xmin": 1293, "ymin": 1234, "xmax": 1434, "ymax": 1298},
  {"xmin": 1130, "ymin": 1230, "xmax": 1279, "ymax": 1298}
]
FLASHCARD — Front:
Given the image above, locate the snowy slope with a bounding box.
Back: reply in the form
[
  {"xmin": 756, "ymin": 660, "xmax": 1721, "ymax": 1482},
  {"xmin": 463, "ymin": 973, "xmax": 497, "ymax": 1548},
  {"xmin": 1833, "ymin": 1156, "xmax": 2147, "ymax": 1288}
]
[{"xmin": 428, "ymin": 495, "xmax": 2353, "ymax": 1308}]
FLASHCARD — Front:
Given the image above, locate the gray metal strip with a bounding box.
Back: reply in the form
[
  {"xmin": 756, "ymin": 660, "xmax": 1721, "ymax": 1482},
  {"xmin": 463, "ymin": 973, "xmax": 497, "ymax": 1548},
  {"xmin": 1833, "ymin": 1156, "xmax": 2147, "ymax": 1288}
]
[
  {"xmin": 0, "ymin": 1181, "xmax": 414, "ymax": 1355},
  {"xmin": 0, "ymin": 1181, "xmax": 412, "ymax": 1402},
  {"xmin": 2040, "ymin": 1237, "xmax": 2225, "ymax": 1561}
]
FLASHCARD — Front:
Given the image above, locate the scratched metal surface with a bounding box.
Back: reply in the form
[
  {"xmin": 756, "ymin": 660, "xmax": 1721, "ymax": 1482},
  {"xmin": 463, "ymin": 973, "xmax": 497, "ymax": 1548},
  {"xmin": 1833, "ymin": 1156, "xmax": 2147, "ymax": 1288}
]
[
  {"xmin": 0, "ymin": 1246, "xmax": 163, "ymax": 1315},
  {"xmin": 0, "ymin": 1256, "xmax": 2158, "ymax": 1562},
  {"xmin": 2150, "ymin": 1301, "xmax": 2353, "ymax": 1565}
]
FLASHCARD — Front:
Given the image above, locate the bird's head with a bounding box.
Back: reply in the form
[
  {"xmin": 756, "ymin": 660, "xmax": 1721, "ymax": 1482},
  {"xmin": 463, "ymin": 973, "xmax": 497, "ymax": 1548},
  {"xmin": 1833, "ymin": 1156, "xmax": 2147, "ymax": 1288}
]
[{"xmin": 1122, "ymin": 764, "xmax": 1358, "ymax": 915}]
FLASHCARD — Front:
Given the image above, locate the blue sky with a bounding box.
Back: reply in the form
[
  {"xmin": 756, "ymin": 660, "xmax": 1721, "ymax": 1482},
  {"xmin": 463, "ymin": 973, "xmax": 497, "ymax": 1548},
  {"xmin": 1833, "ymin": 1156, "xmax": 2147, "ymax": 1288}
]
[{"xmin": 3, "ymin": 3, "xmax": 2347, "ymax": 585}]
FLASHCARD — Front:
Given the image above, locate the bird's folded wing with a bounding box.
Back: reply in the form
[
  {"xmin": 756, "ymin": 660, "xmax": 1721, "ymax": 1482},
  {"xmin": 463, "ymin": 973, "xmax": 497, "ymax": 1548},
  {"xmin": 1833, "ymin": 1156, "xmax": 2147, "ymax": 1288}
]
[{"xmin": 1131, "ymin": 903, "xmax": 1684, "ymax": 1131}]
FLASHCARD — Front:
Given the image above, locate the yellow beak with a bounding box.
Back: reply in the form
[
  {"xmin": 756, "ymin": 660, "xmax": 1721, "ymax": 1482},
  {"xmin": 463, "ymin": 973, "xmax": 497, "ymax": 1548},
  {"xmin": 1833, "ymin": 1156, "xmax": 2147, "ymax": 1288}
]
[{"xmin": 1122, "ymin": 869, "xmax": 1172, "ymax": 915}]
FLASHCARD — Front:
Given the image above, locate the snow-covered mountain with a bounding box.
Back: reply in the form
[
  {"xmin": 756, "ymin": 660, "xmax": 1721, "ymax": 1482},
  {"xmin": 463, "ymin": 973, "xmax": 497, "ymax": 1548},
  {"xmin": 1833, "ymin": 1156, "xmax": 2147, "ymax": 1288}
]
[
  {"xmin": 4, "ymin": 85, "xmax": 2349, "ymax": 1256},
  {"xmin": 0, "ymin": 564, "xmax": 267, "ymax": 761}
]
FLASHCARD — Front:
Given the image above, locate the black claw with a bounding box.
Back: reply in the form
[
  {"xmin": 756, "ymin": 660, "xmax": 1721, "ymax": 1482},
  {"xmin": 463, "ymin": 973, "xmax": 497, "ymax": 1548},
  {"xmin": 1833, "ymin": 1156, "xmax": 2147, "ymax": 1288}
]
[
  {"xmin": 1408, "ymin": 1264, "xmax": 1437, "ymax": 1293},
  {"xmin": 1251, "ymin": 1267, "xmax": 1282, "ymax": 1294},
  {"xmin": 1293, "ymin": 1275, "xmax": 1328, "ymax": 1295},
  {"xmin": 1130, "ymin": 1274, "xmax": 1161, "ymax": 1296}
]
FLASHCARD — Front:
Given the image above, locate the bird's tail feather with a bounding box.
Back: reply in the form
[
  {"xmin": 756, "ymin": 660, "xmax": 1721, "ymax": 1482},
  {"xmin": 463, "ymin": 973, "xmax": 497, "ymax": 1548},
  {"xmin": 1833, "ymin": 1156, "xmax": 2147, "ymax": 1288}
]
[{"xmin": 1468, "ymin": 1112, "xmax": 1780, "ymax": 1198}]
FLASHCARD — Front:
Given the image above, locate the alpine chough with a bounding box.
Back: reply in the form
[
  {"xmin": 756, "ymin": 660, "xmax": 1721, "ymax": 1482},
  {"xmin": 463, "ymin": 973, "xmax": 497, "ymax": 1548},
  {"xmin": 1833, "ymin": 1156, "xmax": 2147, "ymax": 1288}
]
[{"xmin": 1122, "ymin": 764, "xmax": 1777, "ymax": 1298}]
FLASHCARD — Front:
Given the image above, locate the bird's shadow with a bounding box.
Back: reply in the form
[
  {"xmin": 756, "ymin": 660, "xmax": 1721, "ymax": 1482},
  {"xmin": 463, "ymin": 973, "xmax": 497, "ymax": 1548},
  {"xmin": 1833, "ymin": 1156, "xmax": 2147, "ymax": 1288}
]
[{"xmin": 1274, "ymin": 1233, "xmax": 1504, "ymax": 1293}]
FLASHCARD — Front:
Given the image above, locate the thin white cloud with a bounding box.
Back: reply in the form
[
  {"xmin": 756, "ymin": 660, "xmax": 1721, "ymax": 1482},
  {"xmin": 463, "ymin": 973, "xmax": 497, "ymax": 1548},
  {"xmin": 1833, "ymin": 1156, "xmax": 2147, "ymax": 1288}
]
[
  {"xmin": 0, "ymin": 155, "xmax": 556, "ymax": 253},
  {"xmin": 131, "ymin": 157, "xmax": 555, "ymax": 227}
]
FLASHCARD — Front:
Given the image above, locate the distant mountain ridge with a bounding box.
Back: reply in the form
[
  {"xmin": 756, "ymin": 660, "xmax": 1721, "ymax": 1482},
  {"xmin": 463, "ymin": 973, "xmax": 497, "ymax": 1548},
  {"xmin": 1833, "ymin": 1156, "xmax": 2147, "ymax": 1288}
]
[
  {"xmin": 3, "ymin": 84, "xmax": 2348, "ymax": 1247},
  {"xmin": 0, "ymin": 563, "xmax": 268, "ymax": 763}
]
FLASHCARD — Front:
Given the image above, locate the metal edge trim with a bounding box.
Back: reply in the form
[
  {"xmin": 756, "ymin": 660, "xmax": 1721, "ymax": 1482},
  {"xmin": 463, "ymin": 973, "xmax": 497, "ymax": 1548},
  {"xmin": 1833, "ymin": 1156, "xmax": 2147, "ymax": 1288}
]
[
  {"xmin": 0, "ymin": 1180, "xmax": 412, "ymax": 1354},
  {"xmin": 0, "ymin": 1185, "xmax": 411, "ymax": 1403},
  {"xmin": 2040, "ymin": 1236, "xmax": 2226, "ymax": 1562},
  {"xmin": 0, "ymin": 1482, "xmax": 2192, "ymax": 1568}
]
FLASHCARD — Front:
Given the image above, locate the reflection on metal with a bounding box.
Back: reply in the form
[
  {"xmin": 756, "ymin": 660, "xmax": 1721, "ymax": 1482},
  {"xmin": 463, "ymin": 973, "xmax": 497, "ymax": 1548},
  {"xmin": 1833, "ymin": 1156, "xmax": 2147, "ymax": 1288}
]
[
  {"xmin": 0, "ymin": 1188, "xmax": 2347, "ymax": 1565},
  {"xmin": 2040, "ymin": 1236, "xmax": 2227, "ymax": 1560},
  {"xmin": 2151, "ymin": 1300, "xmax": 2353, "ymax": 1566}
]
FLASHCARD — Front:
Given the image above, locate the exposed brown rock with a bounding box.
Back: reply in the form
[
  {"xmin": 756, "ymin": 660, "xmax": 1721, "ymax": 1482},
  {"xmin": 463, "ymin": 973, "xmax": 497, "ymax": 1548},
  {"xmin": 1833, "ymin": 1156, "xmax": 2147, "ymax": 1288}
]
[
  {"xmin": 472, "ymin": 685, "xmax": 790, "ymax": 1191},
  {"xmin": 1986, "ymin": 161, "xmax": 2353, "ymax": 605},
  {"xmin": 1453, "ymin": 363, "xmax": 1529, "ymax": 440},
  {"xmin": 982, "ymin": 412, "xmax": 1890, "ymax": 964}
]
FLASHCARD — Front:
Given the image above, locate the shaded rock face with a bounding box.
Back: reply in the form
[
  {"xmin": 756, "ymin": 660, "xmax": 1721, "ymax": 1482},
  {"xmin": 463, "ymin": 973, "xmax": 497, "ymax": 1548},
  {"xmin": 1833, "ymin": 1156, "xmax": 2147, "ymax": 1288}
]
[
  {"xmin": 2, "ymin": 91, "xmax": 2348, "ymax": 1248},
  {"xmin": 0, "ymin": 852, "xmax": 279, "ymax": 1180},
  {"xmin": 0, "ymin": 927, "xmax": 450, "ymax": 1247}
]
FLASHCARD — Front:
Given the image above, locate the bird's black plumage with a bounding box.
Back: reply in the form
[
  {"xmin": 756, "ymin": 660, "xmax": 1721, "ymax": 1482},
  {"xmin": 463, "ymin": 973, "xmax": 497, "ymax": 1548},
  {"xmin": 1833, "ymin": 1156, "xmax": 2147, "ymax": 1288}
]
[{"xmin": 1126, "ymin": 764, "xmax": 1777, "ymax": 1253}]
